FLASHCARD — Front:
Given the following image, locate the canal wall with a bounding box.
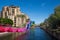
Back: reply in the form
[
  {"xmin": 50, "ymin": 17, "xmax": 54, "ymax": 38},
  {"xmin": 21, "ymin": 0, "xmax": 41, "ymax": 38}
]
[{"xmin": 40, "ymin": 27, "xmax": 60, "ymax": 40}]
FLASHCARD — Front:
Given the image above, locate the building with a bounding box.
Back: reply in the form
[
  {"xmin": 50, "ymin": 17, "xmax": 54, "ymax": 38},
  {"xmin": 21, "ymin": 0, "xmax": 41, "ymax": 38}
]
[{"xmin": 0, "ymin": 5, "xmax": 29, "ymax": 27}]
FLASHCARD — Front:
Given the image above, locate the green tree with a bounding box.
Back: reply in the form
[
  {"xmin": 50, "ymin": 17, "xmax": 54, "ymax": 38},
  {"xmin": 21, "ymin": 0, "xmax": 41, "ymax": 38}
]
[
  {"xmin": 0, "ymin": 18, "xmax": 4, "ymax": 25},
  {"xmin": 40, "ymin": 6, "xmax": 60, "ymax": 29},
  {"xmin": 4, "ymin": 18, "xmax": 13, "ymax": 25},
  {"xmin": 31, "ymin": 21, "xmax": 35, "ymax": 27},
  {"xmin": 40, "ymin": 22, "xmax": 45, "ymax": 26},
  {"xmin": 47, "ymin": 6, "xmax": 60, "ymax": 29},
  {"xmin": 0, "ymin": 18, "xmax": 13, "ymax": 26}
]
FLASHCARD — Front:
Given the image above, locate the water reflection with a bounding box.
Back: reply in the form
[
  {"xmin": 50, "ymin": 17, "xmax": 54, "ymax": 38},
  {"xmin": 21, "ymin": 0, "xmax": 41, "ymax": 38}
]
[
  {"xmin": 0, "ymin": 32, "xmax": 21, "ymax": 40},
  {"xmin": 0, "ymin": 33, "xmax": 12, "ymax": 40},
  {"xmin": 15, "ymin": 27, "xmax": 52, "ymax": 40},
  {"xmin": 0, "ymin": 27, "xmax": 56, "ymax": 40}
]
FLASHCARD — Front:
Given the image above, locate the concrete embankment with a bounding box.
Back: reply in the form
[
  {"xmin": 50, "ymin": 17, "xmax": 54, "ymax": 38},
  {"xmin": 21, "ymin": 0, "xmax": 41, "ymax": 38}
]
[
  {"xmin": 0, "ymin": 32, "xmax": 27, "ymax": 40},
  {"xmin": 40, "ymin": 27, "xmax": 60, "ymax": 40}
]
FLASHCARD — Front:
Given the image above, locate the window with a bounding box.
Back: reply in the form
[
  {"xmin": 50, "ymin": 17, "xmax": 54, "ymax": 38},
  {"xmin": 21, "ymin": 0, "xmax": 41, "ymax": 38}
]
[
  {"xmin": 14, "ymin": 17, "xmax": 16, "ymax": 23},
  {"xmin": 5, "ymin": 12, "xmax": 8, "ymax": 18},
  {"xmin": 12, "ymin": 9, "xmax": 15, "ymax": 14}
]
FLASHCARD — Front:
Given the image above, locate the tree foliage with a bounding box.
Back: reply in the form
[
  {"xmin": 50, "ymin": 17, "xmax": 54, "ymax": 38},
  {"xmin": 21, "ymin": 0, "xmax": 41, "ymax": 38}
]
[
  {"xmin": 40, "ymin": 6, "xmax": 60, "ymax": 29},
  {"xmin": 0, "ymin": 18, "xmax": 13, "ymax": 25}
]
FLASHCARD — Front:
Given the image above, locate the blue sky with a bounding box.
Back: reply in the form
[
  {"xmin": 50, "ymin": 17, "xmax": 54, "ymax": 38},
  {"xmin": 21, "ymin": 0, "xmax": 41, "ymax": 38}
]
[{"xmin": 0, "ymin": 0, "xmax": 60, "ymax": 24}]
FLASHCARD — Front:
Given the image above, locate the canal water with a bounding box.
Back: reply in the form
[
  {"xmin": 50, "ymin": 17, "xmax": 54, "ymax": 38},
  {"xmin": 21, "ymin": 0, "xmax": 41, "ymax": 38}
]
[{"xmin": 15, "ymin": 27, "xmax": 55, "ymax": 40}]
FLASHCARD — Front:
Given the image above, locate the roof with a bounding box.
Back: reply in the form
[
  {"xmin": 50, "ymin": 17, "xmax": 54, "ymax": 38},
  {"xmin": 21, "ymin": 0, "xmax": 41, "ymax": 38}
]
[{"xmin": 9, "ymin": 5, "xmax": 19, "ymax": 8}]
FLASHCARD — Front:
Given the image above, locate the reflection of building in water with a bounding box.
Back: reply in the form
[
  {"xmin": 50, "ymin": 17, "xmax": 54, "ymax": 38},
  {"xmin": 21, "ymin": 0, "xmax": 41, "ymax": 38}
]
[{"xmin": 0, "ymin": 5, "xmax": 29, "ymax": 27}]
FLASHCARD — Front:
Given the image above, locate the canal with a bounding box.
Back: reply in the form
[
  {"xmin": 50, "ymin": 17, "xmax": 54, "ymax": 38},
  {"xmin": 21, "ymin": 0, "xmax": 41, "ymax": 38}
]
[{"xmin": 15, "ymin": 27, "xmax": 56, "ymax": 40}]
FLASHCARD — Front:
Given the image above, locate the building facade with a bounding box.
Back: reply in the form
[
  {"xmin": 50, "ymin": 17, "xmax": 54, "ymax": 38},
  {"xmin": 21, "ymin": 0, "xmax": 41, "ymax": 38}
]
[{"xmin": 1, "ymin": 6, "xmax": 29, "ymax": 27}]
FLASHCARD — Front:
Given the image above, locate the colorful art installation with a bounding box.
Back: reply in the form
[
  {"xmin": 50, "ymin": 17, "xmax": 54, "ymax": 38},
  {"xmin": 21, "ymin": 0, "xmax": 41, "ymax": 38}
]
[
  {"xmin": 0, "ymin": 21, "xmax": 30, "ymax": 32},
  {"xmin": 0, "ymin": 27, "xmax": 5, "ymax": 32},
  {"xmin": 26, "ymin": 21, "xmax": 31, "ymax": 29},
  {"xmin": 0, "ymin": 27, "xmax": 27, "ymax": 32}
]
